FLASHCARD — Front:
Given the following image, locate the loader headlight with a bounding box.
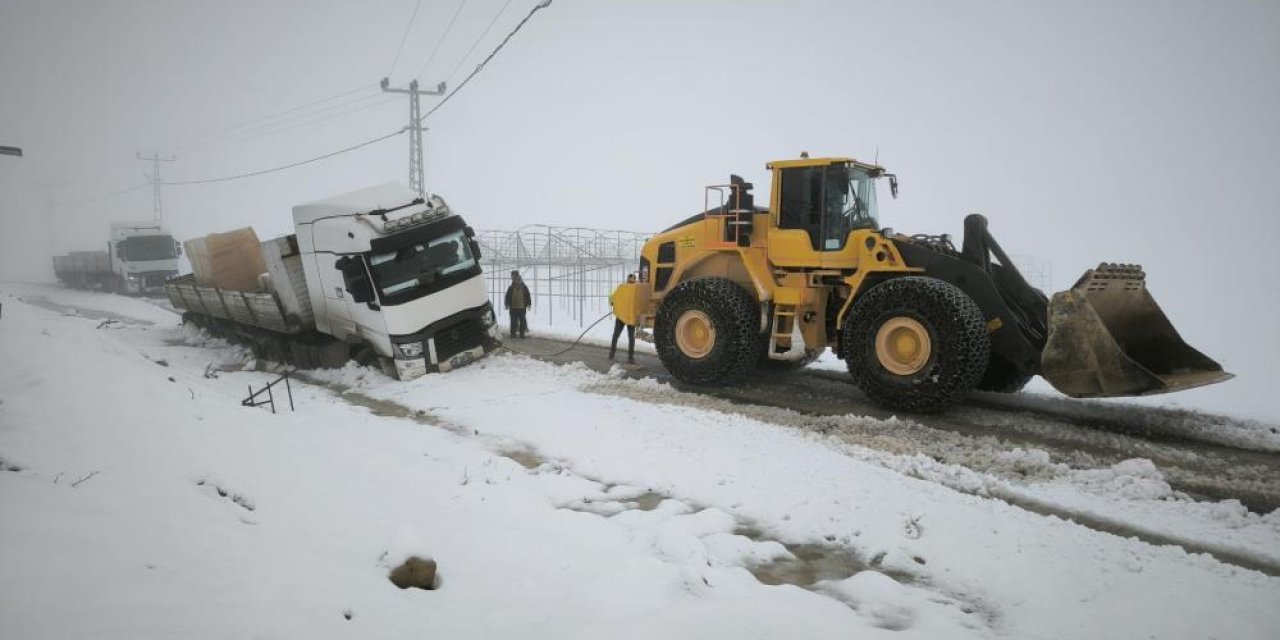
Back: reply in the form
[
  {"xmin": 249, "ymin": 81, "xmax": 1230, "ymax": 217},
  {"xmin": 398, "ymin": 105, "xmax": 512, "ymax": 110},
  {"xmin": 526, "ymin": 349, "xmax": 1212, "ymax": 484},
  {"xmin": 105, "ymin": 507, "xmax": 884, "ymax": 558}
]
[{"xmin": 395, "ymin": 341, "xmax": 425, "ymax": 358}]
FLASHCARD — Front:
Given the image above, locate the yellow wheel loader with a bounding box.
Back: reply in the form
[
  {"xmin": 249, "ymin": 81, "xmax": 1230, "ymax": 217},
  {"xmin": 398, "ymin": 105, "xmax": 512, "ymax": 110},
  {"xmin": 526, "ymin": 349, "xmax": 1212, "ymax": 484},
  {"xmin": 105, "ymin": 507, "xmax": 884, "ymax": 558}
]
[{"xmin": 612, "ymin": 156, "xmax": 1232, "ymax": 413}]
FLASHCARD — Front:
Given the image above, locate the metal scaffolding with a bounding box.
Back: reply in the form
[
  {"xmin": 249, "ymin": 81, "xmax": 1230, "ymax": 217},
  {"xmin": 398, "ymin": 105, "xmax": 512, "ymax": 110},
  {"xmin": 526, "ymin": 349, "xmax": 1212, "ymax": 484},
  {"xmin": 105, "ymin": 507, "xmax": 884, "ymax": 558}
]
[{"xmin": 476, "ymin": 225, "xmax": 651, "ymax": 327}]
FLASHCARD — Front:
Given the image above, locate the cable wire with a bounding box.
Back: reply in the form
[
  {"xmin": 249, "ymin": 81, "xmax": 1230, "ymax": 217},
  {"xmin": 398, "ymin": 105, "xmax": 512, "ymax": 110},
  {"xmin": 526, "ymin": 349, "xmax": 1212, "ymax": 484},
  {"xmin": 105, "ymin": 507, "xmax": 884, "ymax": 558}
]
[
  {"xmin": 181, "ymin": 95, "xmax": 401, "ymax": 155},
  {"xmin": 163, "ymin": 128, "xmax": 407, "ymax": 186},
  {"xmin": 498, "ymin": 312, "xmax": 613, "ymax": 358},
  {"xmin": 415, "ymin": 0, "xmax": 471, "ymax": 79},
  {"xmin": 52, "ymin": 182, "xmax": 151, "ymax": 208},
  {"xmin": 173, "ymin": 85, "xmax": 375, "ymax": 151},
  {"xmin": 445, "ymin": 0, "xmax": 516, "ymax": 85},
  {"xmin": 420, "ymin": 0, "xmax": 552, "ymax": 123},
  {"xmin": 387, "ymin": 0, "xmax": 426, "ymax": 78}
]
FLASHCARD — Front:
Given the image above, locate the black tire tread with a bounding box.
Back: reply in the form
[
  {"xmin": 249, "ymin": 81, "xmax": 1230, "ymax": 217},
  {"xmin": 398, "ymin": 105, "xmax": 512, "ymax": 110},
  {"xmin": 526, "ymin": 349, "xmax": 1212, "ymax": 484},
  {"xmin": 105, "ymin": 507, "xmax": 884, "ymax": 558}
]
[
  {"xmin": 655, "ymin": 277, "xmax": 760, "ymax": 386},
  {"xmin": 842, "ymin": 276, "xmax": 990, "ymax": 413}
]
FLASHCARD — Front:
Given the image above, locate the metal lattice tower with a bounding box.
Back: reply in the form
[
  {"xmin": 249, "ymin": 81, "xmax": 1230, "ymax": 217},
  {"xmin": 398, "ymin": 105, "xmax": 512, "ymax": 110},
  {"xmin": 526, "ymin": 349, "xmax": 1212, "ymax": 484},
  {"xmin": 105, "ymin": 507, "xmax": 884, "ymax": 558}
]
[
  {"xmin": 381, "ymin": 77, "xmax": 445, "ymax": 197},
  {"xmin": 137, "ymin": 152, "xmax": 175, "ymax": 223},
  {"xmin": 476, "ymin": 225, "xmax": 652, "ymax": 327}
]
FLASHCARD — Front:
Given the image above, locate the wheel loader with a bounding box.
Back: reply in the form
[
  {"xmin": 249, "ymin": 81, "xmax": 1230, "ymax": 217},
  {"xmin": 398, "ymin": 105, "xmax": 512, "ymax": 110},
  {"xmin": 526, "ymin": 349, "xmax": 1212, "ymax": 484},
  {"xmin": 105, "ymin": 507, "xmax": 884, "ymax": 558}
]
[{"xmin": 611, "ymin": 155, "xmax": 1232, "ymax": 413}]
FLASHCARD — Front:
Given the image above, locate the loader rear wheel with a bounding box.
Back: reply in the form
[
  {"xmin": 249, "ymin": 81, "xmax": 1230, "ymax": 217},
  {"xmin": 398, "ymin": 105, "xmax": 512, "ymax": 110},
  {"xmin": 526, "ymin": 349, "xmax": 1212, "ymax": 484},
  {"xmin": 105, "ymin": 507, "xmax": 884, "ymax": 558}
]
[
  {"xmin": 976, "ymin": 354, "xmax": 1034, "ymax": 393},
  {"xmin": 656, "ymin": 277, "xmax": 759, "ymax": 386},
  {"xmin": 842, "ymin": 276, "xmax": 990, "ymax": 413}
]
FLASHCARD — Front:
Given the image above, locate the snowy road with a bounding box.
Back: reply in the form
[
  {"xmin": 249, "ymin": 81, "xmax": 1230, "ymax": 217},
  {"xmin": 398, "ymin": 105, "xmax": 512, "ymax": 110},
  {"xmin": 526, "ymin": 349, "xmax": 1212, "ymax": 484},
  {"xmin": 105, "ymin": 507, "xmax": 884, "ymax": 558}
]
[
  {"xmin": 510, "ymin": 335, "xmax": 1280, "ymax": 513},
  {"xmin": 3, "ymin": 284, "xmax": 1279, "ymax": 639}
]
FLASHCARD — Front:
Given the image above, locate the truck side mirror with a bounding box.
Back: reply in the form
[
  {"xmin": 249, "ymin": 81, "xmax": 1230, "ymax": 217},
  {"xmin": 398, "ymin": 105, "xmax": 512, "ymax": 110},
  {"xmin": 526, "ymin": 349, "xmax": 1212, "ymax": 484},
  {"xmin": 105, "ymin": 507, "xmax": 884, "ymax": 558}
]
[
  {"xmin": 174, "ymin": 240, "xmax": 182, "ymax": 257},
  {"xmin": 469, "ymin": 239, "xmax": 482, "ymax": 261},
  {"xmin": 335, "ymin": 256, "xmax": 376, "ymax": 304},
  {"xmin": 464, "ymin": 225, "xmax": 475, "ymax": 238}
]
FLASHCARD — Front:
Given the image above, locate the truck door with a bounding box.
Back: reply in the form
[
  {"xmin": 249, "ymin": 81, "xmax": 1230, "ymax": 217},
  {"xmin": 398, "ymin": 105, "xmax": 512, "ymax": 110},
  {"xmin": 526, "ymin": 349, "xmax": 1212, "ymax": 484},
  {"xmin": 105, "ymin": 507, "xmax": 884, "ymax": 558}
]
[{"xmin": 315, "ymin": 255, "xmax": 356, "ymax": 340}]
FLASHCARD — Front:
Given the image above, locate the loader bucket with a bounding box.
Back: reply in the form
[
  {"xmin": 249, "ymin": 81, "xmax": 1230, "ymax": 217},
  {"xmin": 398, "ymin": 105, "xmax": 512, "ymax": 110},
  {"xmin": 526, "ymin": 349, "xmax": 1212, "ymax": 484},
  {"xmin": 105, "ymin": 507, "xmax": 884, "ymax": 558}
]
[{"xmin": 1040, "ymin": 263, "xmax": 1233, "ymax": 398}]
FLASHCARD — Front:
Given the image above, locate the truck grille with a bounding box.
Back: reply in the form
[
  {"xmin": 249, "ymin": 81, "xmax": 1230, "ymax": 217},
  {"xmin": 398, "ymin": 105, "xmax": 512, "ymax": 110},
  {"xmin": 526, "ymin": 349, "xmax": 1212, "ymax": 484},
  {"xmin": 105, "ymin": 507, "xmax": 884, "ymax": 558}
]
[{"xmin": 432, "ymin": 317, "xmax": 486, "ymax": 362}]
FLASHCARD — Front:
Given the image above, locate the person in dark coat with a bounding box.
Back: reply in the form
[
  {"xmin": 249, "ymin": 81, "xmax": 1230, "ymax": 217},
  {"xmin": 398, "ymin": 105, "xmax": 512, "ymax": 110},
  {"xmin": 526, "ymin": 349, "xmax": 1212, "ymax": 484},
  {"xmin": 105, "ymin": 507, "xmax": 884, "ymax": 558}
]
[
  {"xmin": 504, "ymin": 270, "xmax": 531, "ymax": 338},
  {"xmin": 609, "ymin": 274, "xmax": 637, "ymax": 363}
]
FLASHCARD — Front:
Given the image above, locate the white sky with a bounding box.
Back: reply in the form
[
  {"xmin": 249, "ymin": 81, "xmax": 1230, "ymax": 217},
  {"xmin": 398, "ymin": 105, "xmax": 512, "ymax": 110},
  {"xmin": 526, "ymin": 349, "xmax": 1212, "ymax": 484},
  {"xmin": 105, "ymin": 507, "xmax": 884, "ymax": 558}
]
[{"xmin": 2, "ymin": 0, "xmax": 1277, "ymax": 419}]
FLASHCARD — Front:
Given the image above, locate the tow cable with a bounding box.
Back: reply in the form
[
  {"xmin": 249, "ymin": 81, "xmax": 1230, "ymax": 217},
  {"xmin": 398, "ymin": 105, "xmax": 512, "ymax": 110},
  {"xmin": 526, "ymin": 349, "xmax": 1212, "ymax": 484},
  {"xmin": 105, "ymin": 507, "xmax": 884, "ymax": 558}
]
[{"xmin": 497, "ymin": 312, "xmax": 614, "ymax": 358}]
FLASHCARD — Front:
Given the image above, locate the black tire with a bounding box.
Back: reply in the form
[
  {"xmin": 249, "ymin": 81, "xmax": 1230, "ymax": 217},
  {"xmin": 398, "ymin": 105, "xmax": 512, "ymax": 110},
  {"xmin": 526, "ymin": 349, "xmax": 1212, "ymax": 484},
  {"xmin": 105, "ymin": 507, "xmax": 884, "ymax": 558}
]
[
  {"xmin": 842, "ymin": 276, "xmax": 990, "ymax": 413},
  {"xmin": 976, "ymin": 354, "xmax": 1034, "ymax": 393},
  {"xmin": 655, "ymin": 277, "xmax": 761, "ymax": 386}
]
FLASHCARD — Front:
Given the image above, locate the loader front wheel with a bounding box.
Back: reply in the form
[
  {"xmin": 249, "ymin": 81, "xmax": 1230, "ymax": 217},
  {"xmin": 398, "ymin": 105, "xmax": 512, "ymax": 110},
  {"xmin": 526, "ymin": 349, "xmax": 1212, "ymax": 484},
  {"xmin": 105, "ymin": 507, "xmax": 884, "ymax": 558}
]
[
  {"xmin": 843, "ymin": 276, "xmax": 990, "ymax": 413},
  {"xmin": 656, "ymin": 277, "xmax": 760, "ymax": 386}
]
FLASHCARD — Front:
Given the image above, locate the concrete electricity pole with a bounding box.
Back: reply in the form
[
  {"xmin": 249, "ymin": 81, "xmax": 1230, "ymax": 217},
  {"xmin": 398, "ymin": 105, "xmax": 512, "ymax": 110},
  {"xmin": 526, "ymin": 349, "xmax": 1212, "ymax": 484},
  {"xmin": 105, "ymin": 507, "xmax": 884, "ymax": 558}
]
[
  {"xmin": 381, "ymin": 78, "xmax": 445, "ymax": 198},
  {"xmin": 137, "ymin": 152, "xmax": 175, "ymax": 223}
]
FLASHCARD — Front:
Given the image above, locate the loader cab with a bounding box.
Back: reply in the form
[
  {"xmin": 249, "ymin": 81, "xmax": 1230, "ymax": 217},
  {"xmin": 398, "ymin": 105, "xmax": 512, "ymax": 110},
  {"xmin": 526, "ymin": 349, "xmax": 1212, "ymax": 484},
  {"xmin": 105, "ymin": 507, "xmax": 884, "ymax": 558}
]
[{"xmin": 768, "ymin": 158, "xmax": 885, "ymax": 268}]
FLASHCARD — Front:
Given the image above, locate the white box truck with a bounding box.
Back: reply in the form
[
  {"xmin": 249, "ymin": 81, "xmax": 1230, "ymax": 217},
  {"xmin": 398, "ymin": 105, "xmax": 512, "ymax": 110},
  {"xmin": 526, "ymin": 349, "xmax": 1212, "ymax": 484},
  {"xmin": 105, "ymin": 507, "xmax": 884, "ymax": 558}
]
[
  {"xmin": 165, "ymin": 183, "xmax": 500, "ymax": 378},
  {"xmin": 109, "ymin": 222, "xmax": 182, "ymax": 294},
  {"xmin": 52, "ymin": 223, "xmax": 181, "ymax": 294}
]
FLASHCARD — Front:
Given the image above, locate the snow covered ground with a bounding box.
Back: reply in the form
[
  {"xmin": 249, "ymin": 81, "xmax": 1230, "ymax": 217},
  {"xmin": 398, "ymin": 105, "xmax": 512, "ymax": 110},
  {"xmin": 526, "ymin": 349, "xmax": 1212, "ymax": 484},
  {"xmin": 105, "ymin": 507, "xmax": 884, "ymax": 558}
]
[{"xmin": 2, "ymin": 284, "xmax": 1279, "ymax": 639}]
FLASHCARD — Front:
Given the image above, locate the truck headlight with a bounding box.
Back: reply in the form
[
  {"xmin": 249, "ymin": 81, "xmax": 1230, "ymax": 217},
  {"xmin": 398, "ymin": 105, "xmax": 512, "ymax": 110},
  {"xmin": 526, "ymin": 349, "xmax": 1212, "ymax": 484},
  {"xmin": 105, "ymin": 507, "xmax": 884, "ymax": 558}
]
[{"xmin": 395, "ymin": 341, "xmax": 425, "ymax": 358}]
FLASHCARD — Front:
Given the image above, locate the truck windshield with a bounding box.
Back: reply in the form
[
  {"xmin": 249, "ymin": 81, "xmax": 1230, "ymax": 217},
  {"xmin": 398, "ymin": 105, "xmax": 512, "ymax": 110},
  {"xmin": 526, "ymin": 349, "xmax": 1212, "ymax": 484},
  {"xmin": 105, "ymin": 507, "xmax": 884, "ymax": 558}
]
[
  {"xmin": 121, "ymin": 235, "xmax": 177, "ymax": 261},
  {"xmin": 369, "ymin": 229, "xmax": 476, "ymax": 298}
]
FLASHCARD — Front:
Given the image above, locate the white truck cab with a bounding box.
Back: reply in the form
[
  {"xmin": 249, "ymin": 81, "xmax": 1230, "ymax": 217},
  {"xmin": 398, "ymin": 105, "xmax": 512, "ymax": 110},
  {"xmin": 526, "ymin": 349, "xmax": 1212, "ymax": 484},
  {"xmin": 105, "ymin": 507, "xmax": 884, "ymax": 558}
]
[
  {"xmin": 292, "ymin": 183, "xmax": 499, "ymax": 378},
  {"xmin": 108, "ymin": 222, "xmax": 181, "ymax": 294}
]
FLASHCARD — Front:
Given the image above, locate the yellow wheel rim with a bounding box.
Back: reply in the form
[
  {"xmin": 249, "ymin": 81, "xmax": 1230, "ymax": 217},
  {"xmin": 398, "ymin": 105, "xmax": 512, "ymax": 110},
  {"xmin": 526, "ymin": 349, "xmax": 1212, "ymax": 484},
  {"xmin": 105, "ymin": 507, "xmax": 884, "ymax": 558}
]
[
  {"xmin": 675, "ymin": 310, "xmax": 716, "ymax": 359},
  {"xmin": 875, "ymin": 317, "xmax": 931, "ymax": 376}
]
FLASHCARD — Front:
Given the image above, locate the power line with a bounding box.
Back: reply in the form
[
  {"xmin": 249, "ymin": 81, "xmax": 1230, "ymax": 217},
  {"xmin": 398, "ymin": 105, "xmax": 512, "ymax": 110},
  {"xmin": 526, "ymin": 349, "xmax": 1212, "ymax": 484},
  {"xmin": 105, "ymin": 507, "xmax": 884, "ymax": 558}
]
[
  {"xmin": 52, "ymin": 182, "xmax": 151, "ymax": 208},
  {"xmin": 181, "ymin": 94, "xmax": 401, "ymax": 155},
  {"xmin": 176, "ymin": 88, "xmax": 385, "ymax": 153},
  {"xmin": 173, "ymin": 85, "xmax": 374, "ymax": 150},
  {"xmin": 415, "ymin": 0, "xmax": 471, "ymax": 79},
  {"xmin": 387, "ymin": 0, "xmax": 426, "ymax": 78},
  {"xmin": 446, "ymin": 0, "xmax": 516, "ymax": 85},
  {"xmin": 420, "ymin": 0, "xmax": 552, "ymax": 123},
  {"xmin": 163, "ymin": 128, "xmax": 407, "ymax": 186}
]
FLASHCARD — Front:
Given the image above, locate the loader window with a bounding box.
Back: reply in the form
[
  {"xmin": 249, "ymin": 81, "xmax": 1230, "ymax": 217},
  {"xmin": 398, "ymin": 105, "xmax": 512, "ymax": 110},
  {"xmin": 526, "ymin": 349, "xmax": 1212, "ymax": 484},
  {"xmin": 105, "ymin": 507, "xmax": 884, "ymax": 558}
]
[
  {"xmin": 778, "ymin": 167, "xmax": 824, "ymax": 249},
  {"xmin": 778, "ymin": 164, "xmax": 879, "ymax": 251}
]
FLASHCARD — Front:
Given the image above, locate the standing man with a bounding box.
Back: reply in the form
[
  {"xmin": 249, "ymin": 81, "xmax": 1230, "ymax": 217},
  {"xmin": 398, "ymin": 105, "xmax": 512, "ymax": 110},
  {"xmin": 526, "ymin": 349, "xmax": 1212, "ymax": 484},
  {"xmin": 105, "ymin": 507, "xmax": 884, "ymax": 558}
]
[
  {"xmin": 609, "ymin": 273, "xmax": 637, "ymax": 363},
  {"xmin": 504, "ymin": 270, "xmax": 531, "ymax": 339}
]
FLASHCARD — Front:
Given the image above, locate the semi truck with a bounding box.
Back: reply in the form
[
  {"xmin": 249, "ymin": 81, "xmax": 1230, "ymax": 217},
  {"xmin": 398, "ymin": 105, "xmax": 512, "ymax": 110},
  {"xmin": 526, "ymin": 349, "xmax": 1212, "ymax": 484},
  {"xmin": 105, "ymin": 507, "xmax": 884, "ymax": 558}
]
[
  {"xmin": 51, "ymin": 223, "xmax": 181, "ymax": 294},
  {"xmin": 109, "ymin": 222, "xmax": 182, "ymax": 294},
  {"xmin": 165, "ymin": 182, "xmax": 500, "ymax": 379}
]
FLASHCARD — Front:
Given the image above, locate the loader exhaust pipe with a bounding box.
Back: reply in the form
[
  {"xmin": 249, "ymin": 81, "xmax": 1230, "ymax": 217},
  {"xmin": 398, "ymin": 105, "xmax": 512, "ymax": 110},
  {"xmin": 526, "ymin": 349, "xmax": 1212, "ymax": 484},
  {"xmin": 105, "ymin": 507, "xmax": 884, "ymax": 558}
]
[{"xmin": 1040, "ymin": 263, "xmax": 1233, "ymax": 397}]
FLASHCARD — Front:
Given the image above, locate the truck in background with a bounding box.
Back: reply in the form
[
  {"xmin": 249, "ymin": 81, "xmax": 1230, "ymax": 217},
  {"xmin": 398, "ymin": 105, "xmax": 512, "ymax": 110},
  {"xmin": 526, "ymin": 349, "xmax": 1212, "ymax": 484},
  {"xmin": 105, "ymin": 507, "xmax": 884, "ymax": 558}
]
[
  {"xmin": 108, "ymin": 222, "xmax": 182, "ymax": 294},
  {"xmin": 52, "ymin": 251, "xmax": 114, "ymax": 290},
  {"xmin": 51, "ymin": 222, "xmax": 181, "ymax": 294},
  {"xmin": 165, "ymin": 182, "xmax": 501, "ymax": 379}
]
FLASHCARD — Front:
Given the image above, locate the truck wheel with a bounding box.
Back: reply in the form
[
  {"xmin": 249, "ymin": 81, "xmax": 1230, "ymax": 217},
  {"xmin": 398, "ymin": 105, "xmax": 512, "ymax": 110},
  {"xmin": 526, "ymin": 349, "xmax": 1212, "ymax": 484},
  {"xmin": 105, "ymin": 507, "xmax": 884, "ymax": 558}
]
[
  {"xmin": 842, "ymin": 276, "xmax": 989, "ymax": 413},
  {"xmin": 655, "ymin": 277, "xmax": 760, "ymax": 386},
  {"xmin": 976, "ymin": 354, "xmax": 1034, "ymax": 393}
]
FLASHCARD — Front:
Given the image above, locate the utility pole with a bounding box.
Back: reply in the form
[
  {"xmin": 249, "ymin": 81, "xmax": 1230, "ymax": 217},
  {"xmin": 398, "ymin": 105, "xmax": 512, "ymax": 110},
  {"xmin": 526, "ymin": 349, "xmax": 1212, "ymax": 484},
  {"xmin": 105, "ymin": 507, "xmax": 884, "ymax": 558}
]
[
  {"xmin": 137, "ymin": 152, "xmax": 176, "ymax": 224},
  {"xmin": 380, "ymin": 78, "xmax": 445, "ymax": 198}
]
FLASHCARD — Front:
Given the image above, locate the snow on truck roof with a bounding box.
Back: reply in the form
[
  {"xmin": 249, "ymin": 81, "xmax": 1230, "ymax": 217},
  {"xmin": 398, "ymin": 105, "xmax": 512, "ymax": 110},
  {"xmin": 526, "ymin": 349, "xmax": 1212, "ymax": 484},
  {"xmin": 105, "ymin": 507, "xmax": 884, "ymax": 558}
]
[{"xmin": 292, "ymin": 182, "xmax": 427, "ymax": 225}]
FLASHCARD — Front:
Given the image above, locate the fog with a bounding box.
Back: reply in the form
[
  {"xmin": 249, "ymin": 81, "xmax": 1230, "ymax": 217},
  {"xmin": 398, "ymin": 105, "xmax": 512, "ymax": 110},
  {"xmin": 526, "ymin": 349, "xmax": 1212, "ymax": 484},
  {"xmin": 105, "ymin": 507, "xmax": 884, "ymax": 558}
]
[{"xmin": 2, "ymin": 0, "xmax": 1277, "ymax": 419}]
